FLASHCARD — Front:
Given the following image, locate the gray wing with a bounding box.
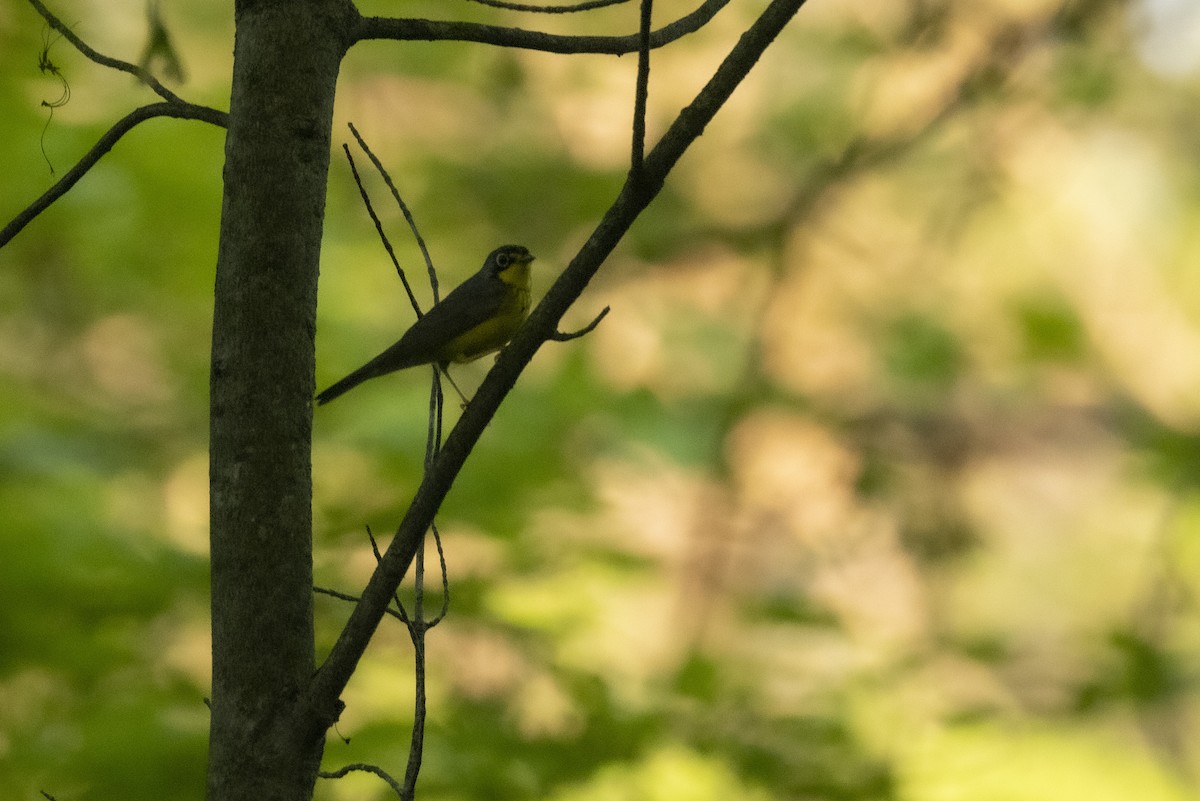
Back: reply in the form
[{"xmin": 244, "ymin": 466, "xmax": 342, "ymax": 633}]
[
  {"xmin": 316, "ymin": 271, "xmax": 504, "ymax": 404},
  {"xmin": 392, "ymin": 270, "xmax": 507, "ymax": 360}
]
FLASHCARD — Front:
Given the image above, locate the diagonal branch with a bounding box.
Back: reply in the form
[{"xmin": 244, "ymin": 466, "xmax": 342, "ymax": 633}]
[
  {"xmin": 1, "ymin": 102, "xmax": 228, "ymax": 249},
  {"xmin": 7, "ymin": 0, "xmax": 229, "ymax": 249},
  {"xmin": 354, "ymin": 0, "xmax": 728, "ymax": 54},
  {"xmin": 27, "ymin": 0, "xmax": 186, "ymax": 104},
  {"xmin": 307, "ymin": 0, "xmax": 809, "ymax": 728}
]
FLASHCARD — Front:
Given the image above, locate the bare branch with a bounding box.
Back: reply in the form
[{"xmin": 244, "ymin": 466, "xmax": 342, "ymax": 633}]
[
  {"xmin": 354, "ymin": 0, "xmax": 729, "ymax": 54},
  {"xmin": 2, "ymin": 102, "xmax": 228, "ymax": 248},
  {"xmin": 27, "ymin": 0, "xmax": 185, "ymax": 103},
  {"xmin": 466, "ymin": 0, "xmax": 630, "ymax": 12},
  {"xmin": 630, "ymin": 0, "xmax": 652, "ymax": 174}
]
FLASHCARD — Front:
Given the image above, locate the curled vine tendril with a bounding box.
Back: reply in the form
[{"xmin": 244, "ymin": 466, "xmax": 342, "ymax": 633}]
[{"xmin": 37, "ymin": 24, "xmax": 71, "ymax": 174}]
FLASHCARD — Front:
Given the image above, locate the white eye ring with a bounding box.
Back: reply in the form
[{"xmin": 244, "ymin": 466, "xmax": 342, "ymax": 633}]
[{"xmin": 497, "ymin": 253, "xmax": 511, "ymax": 268}]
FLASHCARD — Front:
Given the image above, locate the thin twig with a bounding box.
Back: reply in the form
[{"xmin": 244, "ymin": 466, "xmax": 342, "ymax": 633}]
[
  {"xmin": 396, "ymin": 313, "xmax": 455, "ymax": 801},
  {"xmin": 347, "ymin": 122, "xmax": 441, "ymax": 303},
  {"xmin": 426, "ymin": 373, "xmax": 443, "ymax": 472},
  {"xmin": 403, "ymin": 548, "xmax": 428, "ymax": 801},
  {"xmin": 366, "ymin": 525, "xmax": 413, "ymax": 626},
  {"xmin": 314, "ymin": 585, "xmax": 410, "ymax": 622},
  {"xmin": 550, "ymin": 305, "xmax": 610, "ymax": 341},
  {"xmin": 341, "ymin": 144, "xmax": 424, "ymax": 316},
  {"xmin": 427, "ymin": 521, "xmax": 451, "ymax": 626},
  {"xmin": 2, "ymin": 101, "xmax": 227, "ymax": 248},
  {"xmin": 318, "ymin": 763, "xmax": 404, "ymax": 796},
  {"xmin": 26, "ymin": 0, "xmax": 185, "ymax": 103},
  {"xmin": 371, "ymin": 508, "xmax": 438, "ymax": 801}
]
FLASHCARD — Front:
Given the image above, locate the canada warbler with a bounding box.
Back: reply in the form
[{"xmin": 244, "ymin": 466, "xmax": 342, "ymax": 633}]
[{"xmin": 316, "ymin": 244, "xmax": 535, "ymax": 405}]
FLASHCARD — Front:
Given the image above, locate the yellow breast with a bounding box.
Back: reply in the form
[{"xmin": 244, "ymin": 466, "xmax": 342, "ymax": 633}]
[{"xmin": 444, "ymin": 261, "xmax": 531, "ymax": 363}]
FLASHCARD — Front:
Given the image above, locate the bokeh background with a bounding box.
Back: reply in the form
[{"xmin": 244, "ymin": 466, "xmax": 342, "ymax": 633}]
[{"xmin": 4, "ymin": 0, "xmax": 1200, "ymax": 798}]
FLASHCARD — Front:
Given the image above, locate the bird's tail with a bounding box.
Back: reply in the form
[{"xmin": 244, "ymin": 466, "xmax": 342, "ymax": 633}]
[
  {"xmin": 317, "ymin": 356, "xmax": 403, "ymax": 404},
  {"xmin": 316, "ymin": 340, "xmax": 431, "ymax": 405},
  {"xmin": 316, "ymin": 365, "xmax": 376, "ymax": 405}
]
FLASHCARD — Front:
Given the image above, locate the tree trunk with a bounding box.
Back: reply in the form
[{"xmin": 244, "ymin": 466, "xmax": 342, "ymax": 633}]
[{"xmin": 207, "ymin": 1, "xmax": 354, "ymax": 799}]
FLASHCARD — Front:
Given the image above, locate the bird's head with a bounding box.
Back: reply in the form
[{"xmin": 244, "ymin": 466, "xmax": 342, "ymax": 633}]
[{"xmin": 487, "ymin": 245, "xmax": 535, "ymax": 285}]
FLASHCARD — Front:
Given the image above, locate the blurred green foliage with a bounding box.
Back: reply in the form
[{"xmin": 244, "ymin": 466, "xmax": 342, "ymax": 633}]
[{"xmin": 5, "ymin": 0, "xmax": 1200, "ymax": 800}]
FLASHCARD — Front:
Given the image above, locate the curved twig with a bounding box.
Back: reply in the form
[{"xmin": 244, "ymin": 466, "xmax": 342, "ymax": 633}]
[
  {"xmin": 1, "ymin": 102, "xmax": 228, "ymax": 248},
  {"xmin": 354, "ymin": 0, "xmax": 729, "ymax": 54},
  {"xmin": 318, "ymin": 763, "xmax": 404, "ymax": 797},
  {"xmin": 551, "ymin": 305, "xmax": 610, "ymax": 341},
  {"xmin": 426, "ymin": 520, "xmax": 450, "ymax": 626},
  {"xmin": 27, "ymin": 0, "xmax": 185, "ymax": 104}
]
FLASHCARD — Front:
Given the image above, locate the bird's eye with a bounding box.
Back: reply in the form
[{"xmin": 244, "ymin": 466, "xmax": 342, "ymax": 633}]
[{"xmin": 496, "ymin": 253, "xmax": 511, "ymax": 269}]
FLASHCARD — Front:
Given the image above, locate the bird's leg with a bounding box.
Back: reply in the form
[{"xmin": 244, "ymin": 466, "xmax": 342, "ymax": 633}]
[{"xmin": 438, "ymin": 365, "xmax": 470, "ymax": 408}]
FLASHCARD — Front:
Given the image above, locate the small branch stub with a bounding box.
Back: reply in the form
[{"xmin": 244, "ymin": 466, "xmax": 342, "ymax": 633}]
[{"xmin": 550, "ymin": 305, "xmax": 610, "ymax": 342}]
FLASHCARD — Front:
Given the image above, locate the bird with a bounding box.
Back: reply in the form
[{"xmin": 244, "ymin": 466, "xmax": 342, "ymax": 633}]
[{"xmin": 316, "ymin": 244, "xmax": 535, "ymax": 405}]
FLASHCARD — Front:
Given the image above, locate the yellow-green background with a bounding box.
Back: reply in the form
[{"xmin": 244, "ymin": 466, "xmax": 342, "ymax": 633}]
[{"xmin": 3, "ymin": 0, "xmax": 1200, "ymax": 799}]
